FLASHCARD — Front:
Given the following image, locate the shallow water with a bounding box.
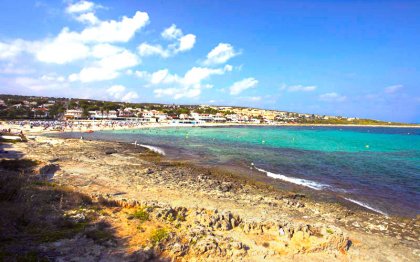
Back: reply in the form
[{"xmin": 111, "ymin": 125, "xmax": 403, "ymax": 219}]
[{"xmin": 56, "ymin": 126, "xmax": 420, "ymax": 217}]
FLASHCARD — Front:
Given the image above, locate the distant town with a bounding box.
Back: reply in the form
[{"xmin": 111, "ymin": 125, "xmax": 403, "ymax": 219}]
[{"xmin": 0, "ymin": 94, "xmax": 404, "ymax": 125}]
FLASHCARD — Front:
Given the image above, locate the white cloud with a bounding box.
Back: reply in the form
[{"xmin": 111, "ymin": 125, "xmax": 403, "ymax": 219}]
[
  {"xmin": 35, "ymin": 11, "xmax": 149, "ymax": 64},
  {"xmin": 137, "ymin": 66, "xmax": 228, "ymax": 87},
  {"xmin": 149, "ymin": 69, "xmax": 179, "ymax": 84},
  {"xmin": 121, "ymin": 91, "xmax": 139, "ymax": 102},
  {"xmin": 91, "ymin": 43, "xmax": 122, "ymax": 58},
  {"xmin": 106, "ymin": 85, "xmax": 139, "ymax": 102},
  {"xmin": 136, "ymin": 65, "xmax": 229, "ymax": 99},
  {"xmin": 96, "ymin": 49, "xmax": 139, "ymax": 70},
  {"xmin": 0, "ymin": 42, "xmax": 23, "ymax": 60},
  {"xmin": 69, "ymin": 48, "xmax": 139, "ymax": 82},
  {"xmin": 0, "ymin": 7, "xmax": 149, "ymax": 65},
  {"xmin": 138, "ymin": 43, "xmax": 170, "ymax": 58},
  {"xmin": 319, "ymin": 92, "xmax": 347, "ymax": 102},
  {"xmin": 229, "ymin": 77, "xmax": 258, "ymax": 95},
  {"xmin": 177, "ymin": 34, "xmax": 196, "ymax": 52},
  {"xmin": 78, "ymin": 11, "xmax": 149, "ymax": 43},
  {"xmin": 204, "ymin": 43, "xmax": 240, "ymax": 65},
  {"xmin": 69, "ymin": 67, "xmax": 118, "ymax": 82},
  {"xmin": 36, "ymin": 28, "xmax": 91, "ymax": 64},
  {"xmin": 138, "ymin": 24, "xmax": 195, "ymax": 58},
  {"xmin": 66, "ymin": 1, "xmax": 95, "ymax": 14},
  {"xmin": 76, "ymin": 12, "xmax": 99, "ymax": 24},
  {"xmin": 384, "ymin": 84, "xmax": 403, "ymax": 94},
  {"xmin": 14, "ymin": 75, "xmax": 68, "ymax": 91},
  {"xmin": 183, "ymin": 67, "xmax": 225, "ymax": 85},
  {"xmin": 0, "ymin": 63, "xmax": 34, "ymax": 75},
  {"xmin": 161, "ymin": 24, "xmax": 182, "ymax": 40},
  {"xmin": 0, "ymin": 39, "xmax": 39, "ymax": 60},
  {"xmin": 280, "ymin": 84, "xmax": 317, "ymax": 92},
  {"xmin": 106, "ymin": 85, "xmax": 125, "ymax": 97},
  {"xmin": 154, "ymin": 87, "xmax": 201, "ymax": 100}
]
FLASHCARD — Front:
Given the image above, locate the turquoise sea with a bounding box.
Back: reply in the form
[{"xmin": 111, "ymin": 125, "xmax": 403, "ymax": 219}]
[{"xmin": 58, "ymin": 126, "xmax": 420, "ymax": 217}]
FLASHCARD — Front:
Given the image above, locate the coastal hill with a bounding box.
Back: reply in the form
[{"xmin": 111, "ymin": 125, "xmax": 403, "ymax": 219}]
[{"xmin": 0, "ymin": 94, "xmax": 413, "ymax": 126}]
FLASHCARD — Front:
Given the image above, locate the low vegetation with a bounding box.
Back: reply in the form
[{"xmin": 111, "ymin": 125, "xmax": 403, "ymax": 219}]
[
  {"xmin": 130, "ymin": 208, "xmax": 150, "ymax": 222},
  {"xmin": 149, "ymin": 228, "xmax": 169, "ymax": 246}
]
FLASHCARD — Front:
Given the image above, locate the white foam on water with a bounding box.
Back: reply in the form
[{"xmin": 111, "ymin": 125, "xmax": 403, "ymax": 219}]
[
  {"xmin": 254, "ymin": 166, "xmax": 330, "ymax": 191},
  {"xmin": 344, "ymin": 198, "xmax": 388, "ymax": 216},
  {"xmin": 138, "ymin": 144, "xmax": 166, "ymax": 155}
]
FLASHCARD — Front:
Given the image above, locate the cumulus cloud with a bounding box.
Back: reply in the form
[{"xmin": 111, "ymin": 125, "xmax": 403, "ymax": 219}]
[
  {"xmin": 161, "ymin": 24, "xmax": 183, "ymax": 40},
  {"xmin": 0, "ymin": 39, "xmax": 40, "ymax": 60},
  {"xmin": 75, "ymin": 12, "xmax": 99, "ymax": 25},
  {"xmin": 69, "ymin": 48, "xmax": 139, "ymax": 82},
  {"xmin": 0, "ymin": 42, "xmax": 22, "ymax": 60},
  {"xmin": 138, "ymin": 43, "xmax": 170, "ymax": 58},
  {"xmin": 178, "ymin": 34, "xmax": 196, "ymax": 52},
  {"xmin": 77, "ymin": 11, "xmax": 149, "ymax": 43},
  {"xmin": 138, "ymin": 24, "xmax": 196, "ymax": 58},
  {"xmin": 5, "ymin": 10, "xmax": 149, "ymax": 65},
  {"xmin": 66, "ymin": 1, "xmax": 95, "ymax": 14},
  {"xmin": 0, "ymin": 63, "xmax": 34, "ymax": 75},
  {"xmin": 203, "ymin": 43, "xmax": 240, "ymax": 65},
  {"xmin": 35, "ymin": 29, "xmax": 91, "ymax": 64},
  {"xmin": 384, "ymin": 84, "xmax": 403, "ymax": 94},
  {"xmin": 0, "ymin": 1, "xmax": 243, "ymax": 102},
  {"xmin": 280, "ymin": 84, "xmax": 317, "ymax": 92},
  {"xmin": 106, "ymin": 85, "xmax": 139, "ymax": 102},
  {"xmin": 13, "ymin": 75, "xmax": 68, "ymax": 91},
  {"xmin": 319, "ymin": 92, "xmax": 347, "ymax": 102},
  {"xmin": 229, "ymin": 78, "xmax": 258, "ymax": 95},
  {"xmin": 136, "ymin": 65, "xmax": 231, "ymax": 99}
]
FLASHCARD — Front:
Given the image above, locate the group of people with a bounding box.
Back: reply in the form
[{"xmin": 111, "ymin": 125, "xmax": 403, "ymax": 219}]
[{"xmin": 4, "ymin": 120, "xmax": 147, "ymax": 132}]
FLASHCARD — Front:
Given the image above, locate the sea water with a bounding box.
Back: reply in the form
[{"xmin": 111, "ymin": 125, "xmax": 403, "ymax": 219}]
[{"xmin": 59, "ymin": 126, "xmax": 420, "ymax": 217}]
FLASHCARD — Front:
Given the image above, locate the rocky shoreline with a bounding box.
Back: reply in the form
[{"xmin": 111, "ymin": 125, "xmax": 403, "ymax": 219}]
[{"xmin": 1, "ymin": 136, "xmax": 419, "ymax": 261}]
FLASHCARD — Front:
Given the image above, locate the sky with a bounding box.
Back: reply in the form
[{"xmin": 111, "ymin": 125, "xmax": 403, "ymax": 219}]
[{"xmin": 0, "ymin": 0, "xmax": 419, "ymax": 123}]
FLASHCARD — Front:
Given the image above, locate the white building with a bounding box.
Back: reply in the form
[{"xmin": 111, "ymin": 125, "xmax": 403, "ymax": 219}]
[{"xmin": 64, "ymin": 109, "xmax": 83, "ymax": 119}]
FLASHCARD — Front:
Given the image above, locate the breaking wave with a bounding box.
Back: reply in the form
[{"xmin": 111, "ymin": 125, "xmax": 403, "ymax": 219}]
[
  {"xmin": 138, "ymin": 144, "xmax": 166, "ymax": 155},
  {"xmin": 344, "ymin": 198, "xmax": 388, "ymax": 216},
  {"xmin": 254, "ymin": 166, "xmax": 330, "ymax": 191}
]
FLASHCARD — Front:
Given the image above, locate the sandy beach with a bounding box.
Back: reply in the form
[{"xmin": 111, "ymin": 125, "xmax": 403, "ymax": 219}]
[
  {"xmin": 2, "ymin": 120, "xmax": 419, "ymax": 138},
  {"xmin": 1, "ymin": 124, "xmax": 419, "ymax": 261}
]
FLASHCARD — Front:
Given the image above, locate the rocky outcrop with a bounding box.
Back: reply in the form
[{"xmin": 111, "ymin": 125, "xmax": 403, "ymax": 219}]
[{"xmin": 87, "ymin": 194, "xmax": 349, "ymax": 260}]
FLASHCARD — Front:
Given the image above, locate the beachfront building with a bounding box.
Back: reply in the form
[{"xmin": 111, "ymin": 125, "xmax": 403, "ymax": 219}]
[
  {"xmin": 64, "ymin": 109, "xmax": 83, "ymax": 119},
  {"xmin": 118, "ymin": 109, "xmax": 135, "ymax": 118},
  {"xmin": 225, "ymin": 114, "xmax": 250, "ymax": 123},
  {"xmin": 88, "ymin": 110, "xmax": 118, "ymax": 119},
  {"xmin": 32, "ymin": 107, "xmax": 49, "ymax": 118},
  {"xmin": 155, "ymin": 113, "xmax": 169, "ymax": 122},
  {"xmin": 191, "ymin": 112, "xmax": 214, "ymax": 122},
  {"xmin": 179, "ymin": 114, "xmax": 189, "ymax": 119},
  {"xmin": 171, "ymin": 119, "xmax": 204, "ymax": 125},
  {"xmin": 213, "ymin": 114, "xmax": 227, "ymax": 123}
]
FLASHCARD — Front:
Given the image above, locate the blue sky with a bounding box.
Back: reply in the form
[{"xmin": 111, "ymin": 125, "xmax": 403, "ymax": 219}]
[{"xmin": 0, "ymin": 0, "xmax": 419, "ymax": 123}]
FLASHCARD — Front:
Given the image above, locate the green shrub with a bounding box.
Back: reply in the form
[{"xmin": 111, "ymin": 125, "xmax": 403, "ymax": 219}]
[
  {"xmin": 149, "ymin": 228, "xmax": 168, "ymax": 245},
  {"xmin": 131, "ymin": 208, "xmax": 149, "ymax": 222}
]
